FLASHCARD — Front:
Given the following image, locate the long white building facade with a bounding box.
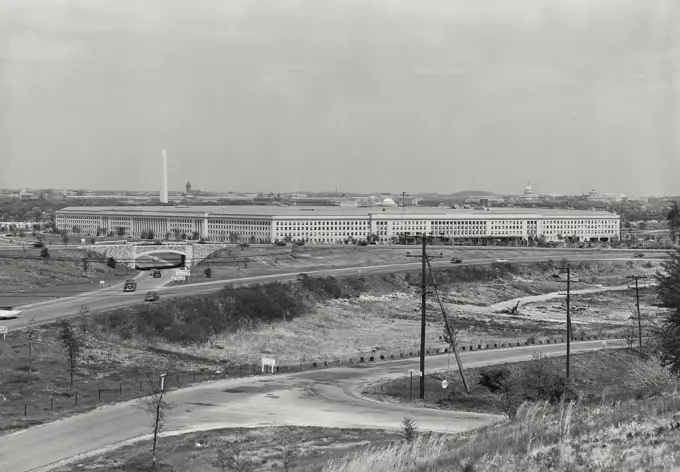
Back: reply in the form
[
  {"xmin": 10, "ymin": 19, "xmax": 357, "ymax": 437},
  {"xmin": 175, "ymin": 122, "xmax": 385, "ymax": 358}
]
[{"xmin": 55, "ymin": 206, "xmax": 621, "ymax": 244}]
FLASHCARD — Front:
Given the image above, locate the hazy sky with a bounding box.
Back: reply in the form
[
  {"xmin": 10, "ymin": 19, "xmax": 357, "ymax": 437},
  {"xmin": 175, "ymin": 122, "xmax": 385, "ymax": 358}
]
[{"xmin": 1, "ymin": 0, "xmax": 678, "ymax": 196}]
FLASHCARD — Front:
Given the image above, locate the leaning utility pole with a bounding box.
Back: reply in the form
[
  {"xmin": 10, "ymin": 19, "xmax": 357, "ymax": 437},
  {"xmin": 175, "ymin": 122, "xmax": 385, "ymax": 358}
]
[
  {"xmin": 406, "ymin": 235, "xmax": 442, "ymax": 399},
  {"xmin": 425, "ymin": 258, "xmax": 470, "ymax": 393},
  {"xmin": 627, "ymin": 274, "xmax": 647, "ymax": 354},
  {"xmin": 555, "ymin": 263, "xmax": 582, "ymax": 379}
]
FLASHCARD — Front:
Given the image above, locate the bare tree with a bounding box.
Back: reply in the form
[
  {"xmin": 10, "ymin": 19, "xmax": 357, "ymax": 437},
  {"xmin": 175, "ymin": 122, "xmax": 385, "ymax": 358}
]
[
  {"xmin": 58, "ymin": 320, "xmax": 81, "ymax": 392},
  {"xmin": 137, "ymin": 372, "xmax": 175, "ymax": 469}
]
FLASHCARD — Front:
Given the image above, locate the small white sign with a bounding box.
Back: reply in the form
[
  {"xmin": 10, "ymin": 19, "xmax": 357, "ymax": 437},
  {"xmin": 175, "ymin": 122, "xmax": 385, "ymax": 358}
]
[
  {"xmin": 175, "ymin": 269, "xmax": 190, "ymax": 276},
  {"xmin": 441, "ymin": 380, "xmax": 449, "ymax": 389},
  {"xmin": 261, "ymin": 357, "xmax": 276, "ymax": 373},
  {"xmin": 0, "ymin": 326, "xmax": 7, "ymax": 334}
]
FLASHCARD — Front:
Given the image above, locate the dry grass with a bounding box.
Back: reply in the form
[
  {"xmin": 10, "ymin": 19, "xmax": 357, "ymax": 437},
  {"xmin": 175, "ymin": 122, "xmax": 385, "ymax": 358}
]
[
  {"xmin": 0, "ymin": 323, "xmax": 223, "ymax": 435},
  {"xmin": 322, "ymin": 387, "xmax": 680, "ymax": 472},
  {"xmin": 51, "ymin": 426, "xmax": 403, "ymax": 472}
]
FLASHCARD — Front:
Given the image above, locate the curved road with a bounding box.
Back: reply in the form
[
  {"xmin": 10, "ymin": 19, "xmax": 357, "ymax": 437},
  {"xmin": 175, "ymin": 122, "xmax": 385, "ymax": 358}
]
[
  {"xmin": 2, "ymin": 250, "xmax": 667, "ymax": 330},
  {"xmin": 0, "ymin": 339, "xmax": 623, "ymax": 472}
]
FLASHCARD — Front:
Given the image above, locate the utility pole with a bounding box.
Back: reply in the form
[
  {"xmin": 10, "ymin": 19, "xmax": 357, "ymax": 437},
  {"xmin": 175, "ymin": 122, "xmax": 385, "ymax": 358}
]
[
  {"xmin": 627, "ymin": 274, "xmax": 647, "ymax": 354},
  {"xmin": 406, "ymin": 234, "xmax": 442, "ymax": 399},
  {"xmin": 425, "ymin": 258, "xmax": 469, "ymax": 392},
  {"xmin": 555, "ymin": 263, "xmax": 582, "ymax": 380}
]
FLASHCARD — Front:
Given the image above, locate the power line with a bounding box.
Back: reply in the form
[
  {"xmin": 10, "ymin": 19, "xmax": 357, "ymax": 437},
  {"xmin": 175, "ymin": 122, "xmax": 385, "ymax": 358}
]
[
  {"xmin": 627, "ymin": 274, "xmax": 648, "ymax": 355},
  {"xmin": 424, "ymin": 256, "xmax": 469, "ymax": 393},
  {"xmin": 406, "ymin": 234, "xmax": 442, "ymax": 400},
  {"xmin": 554, "ymin": 262, "xmax": 584, "ymax": 380}
]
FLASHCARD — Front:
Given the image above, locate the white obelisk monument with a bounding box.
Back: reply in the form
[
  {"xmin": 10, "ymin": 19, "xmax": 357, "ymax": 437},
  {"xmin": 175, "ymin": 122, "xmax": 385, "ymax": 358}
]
[{"xmin": 161, "ymin": 149, "xmax": 168, "ymax": 203}]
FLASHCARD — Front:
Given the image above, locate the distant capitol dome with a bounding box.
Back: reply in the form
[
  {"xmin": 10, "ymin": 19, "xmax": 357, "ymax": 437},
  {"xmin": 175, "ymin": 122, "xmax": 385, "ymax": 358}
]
[
  {"xmin": 523, "ymin": 182, "xmax": 533, "ymax": 195},
  {"xmin": 381, "ymin": 198, "xmax": 397, "ymax": 206}
]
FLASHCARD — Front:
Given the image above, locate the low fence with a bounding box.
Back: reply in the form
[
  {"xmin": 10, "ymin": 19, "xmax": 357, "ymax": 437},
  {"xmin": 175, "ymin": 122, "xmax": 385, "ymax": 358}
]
[{"xmin": 13, "ymin": 330, "xmax": 644, "ymax": 421}]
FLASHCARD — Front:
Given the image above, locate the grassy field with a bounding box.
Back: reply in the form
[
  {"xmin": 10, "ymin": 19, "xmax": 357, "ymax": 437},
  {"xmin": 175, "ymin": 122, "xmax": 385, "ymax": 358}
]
[
  {"xmin": 361, "ymin": 349, "xmax": 657, "ymax": 415},
  {"xmin": 51, "ymin": 427, "xmax": 403, "ymax": 472},
  {"xmin": 0, "ymin": 245, "xmax": 137, "ymax": 306}
]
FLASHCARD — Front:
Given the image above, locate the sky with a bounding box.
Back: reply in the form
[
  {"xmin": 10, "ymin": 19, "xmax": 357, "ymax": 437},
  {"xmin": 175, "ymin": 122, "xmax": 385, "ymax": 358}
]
[{"xmin": 0, "ymin": 0, "xmax": 678, "ymax": 197}]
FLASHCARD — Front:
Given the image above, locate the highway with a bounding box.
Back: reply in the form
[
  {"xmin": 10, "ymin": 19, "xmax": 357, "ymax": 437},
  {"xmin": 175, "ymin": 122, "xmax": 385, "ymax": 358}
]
[
  {"xmin": 2, "ymin": 250, "xmax": 667, "ymax": 330},
  {"xmin": 0, "ymin": 339, "xmax": 623, "ymax": 472}
]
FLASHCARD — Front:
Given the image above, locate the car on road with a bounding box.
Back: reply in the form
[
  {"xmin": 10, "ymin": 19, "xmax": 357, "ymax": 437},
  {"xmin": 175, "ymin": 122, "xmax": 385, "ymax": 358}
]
[
  {"xmin": 275, "ymin": 241, "xmax": 287, "ymax": 246},
  {"xmin": 450, "ymin": 258, "xmax": 463, "ymax": 264},
  {"xmin": 634, "ymin": 253, "xmax": 645, "ymax": 258},
  {"xmin": 297, "ymin": 273, "xmax": 308, "ymax": 282},
  {"xmin": 0, "ymin": 306, "xmax": 21, "ymax": 319},
  {"xmin": 151, "ymin": 270, "xmax": 162, "ymax": 278},
  {"xmin": 145, "ymin": 291, "xmax": 160, "ymax": 302},
  {"xmin": 495, "ymin": 259, "xmax": 508, "ymax": 263},
  {"xmin": 123, "ymin": 280, "xmax": 137, "ymax": 292}
]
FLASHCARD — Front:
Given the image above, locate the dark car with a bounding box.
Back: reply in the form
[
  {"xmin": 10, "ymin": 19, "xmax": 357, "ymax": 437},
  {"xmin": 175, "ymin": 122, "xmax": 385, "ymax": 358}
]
[
  {"xmin": 145, "ymin": 291, "xmax": 159, "ymax": 302},
  {"xmin": 297, "ymin": 273, "xmax": 308, "ymax": 282},
  {"xmin": 275, "ymin": 241, "xmax": 287, "ymax": 246},
  {"xmin": 123, "ymin": 280, "xmax": 137, "ymax": 292},
  {"xmin": 151, "ymin": 270, "xmax": 162, "ymax": 278},
  {"xmin": 634, "ymin": 253, "xmax": 645, "ymax": 258},
  {"xmin": 450, "ymin": 258, "xmax": 462, "ymax": 264}
]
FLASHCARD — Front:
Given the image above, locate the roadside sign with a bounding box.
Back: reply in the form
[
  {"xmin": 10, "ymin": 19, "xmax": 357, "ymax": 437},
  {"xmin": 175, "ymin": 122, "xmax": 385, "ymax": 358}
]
[
  {"xmin": 0, "ymin": 326, "xmax": 7, "ymax": 340},
  {"xmin": 441, "ymin": 380, "xmax": 449, "ymax": 389},
  {"xmin": 175, "ymin": 269, "xmax": 190, "ymax": 276}
]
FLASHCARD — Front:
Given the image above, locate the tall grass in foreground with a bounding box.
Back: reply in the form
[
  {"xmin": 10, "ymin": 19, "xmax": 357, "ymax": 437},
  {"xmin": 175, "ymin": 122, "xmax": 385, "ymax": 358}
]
[
  {"xmin": 322, "ymin": 388, "xmax": 680, "ymax": 472},
  {"xmin": 321, "ymin": 433, "xmax": 451, "ymax": 472}
]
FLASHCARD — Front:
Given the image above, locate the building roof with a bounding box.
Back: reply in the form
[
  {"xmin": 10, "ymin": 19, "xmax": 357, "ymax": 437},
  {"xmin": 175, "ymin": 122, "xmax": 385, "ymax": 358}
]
[{"xmin": 57, "ymin": 205, "xmax": 619, "ymax": 219}]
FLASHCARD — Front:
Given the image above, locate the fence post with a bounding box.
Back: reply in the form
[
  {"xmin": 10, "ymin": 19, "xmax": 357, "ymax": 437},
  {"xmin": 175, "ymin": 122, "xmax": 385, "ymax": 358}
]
[
  {"xmin": 119, "ymin": 382, "xmax": 122, "ymax": 394},
  {"xmin": 75, "ymin": 392, "xmax": 78, "ymax": 405},
  {"xmin": 24, "ymin": 404, "xmax": 27, "ymax": 417},
  {"xmin": 98, "ymin": 389, "xmax": 101, "ymax": 400},
  {"xmin": 176, "ymin": 374, "xmax": 180, "ymax": 385},
  {"xmin": 193, "ymin": 372, "xmax": 196, "ymax": 382},
  {"xmin": 51, "ymin": 398, "xmax": 53, "ymax": 410},
  {"xmin": 139, "ymin": 381, "xmax": 142, "ymax": 391}
]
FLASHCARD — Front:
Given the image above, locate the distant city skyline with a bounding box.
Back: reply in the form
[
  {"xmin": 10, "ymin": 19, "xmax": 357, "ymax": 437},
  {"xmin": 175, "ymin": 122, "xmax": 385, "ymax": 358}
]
[{"xmin": 2, "ymin": 0, "xmax": 678, "ymax": 197}]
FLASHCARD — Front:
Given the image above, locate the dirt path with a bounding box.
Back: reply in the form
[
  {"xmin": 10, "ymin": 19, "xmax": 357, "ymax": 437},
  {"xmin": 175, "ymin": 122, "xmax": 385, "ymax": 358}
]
[{"xmin": 490, "ymin": 283, "xmax": 656, "ymax": 312}]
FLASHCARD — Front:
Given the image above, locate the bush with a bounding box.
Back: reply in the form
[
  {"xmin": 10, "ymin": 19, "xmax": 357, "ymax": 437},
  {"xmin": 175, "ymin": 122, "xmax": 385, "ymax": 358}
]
[
  {"xmin": 477, "ymin": 367, "xmax": 512, "ymax": 393},
  {"xmin": 494, "ymin": 353, "xmax": 577, "ymax": 419},
  {"xmin": 96, "ymin": 279, "xmax": 351, "ymax": 345}
]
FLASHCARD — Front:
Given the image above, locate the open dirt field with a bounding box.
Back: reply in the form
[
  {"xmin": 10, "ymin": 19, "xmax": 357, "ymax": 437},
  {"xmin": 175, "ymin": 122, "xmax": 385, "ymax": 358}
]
[
  {"xmin": 114, "ymin": 261, "xmax": 659, "ymax": 367},
  {"xmin": 51, "ymin": 426, "xmax": 402, "ymax": 472}
]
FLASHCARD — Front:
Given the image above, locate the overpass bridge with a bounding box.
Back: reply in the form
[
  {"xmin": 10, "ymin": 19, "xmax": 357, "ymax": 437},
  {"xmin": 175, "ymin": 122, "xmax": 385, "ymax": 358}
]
[{"xmin": 82, "ymin": 242, "xmax": 228, "ymax": 269}]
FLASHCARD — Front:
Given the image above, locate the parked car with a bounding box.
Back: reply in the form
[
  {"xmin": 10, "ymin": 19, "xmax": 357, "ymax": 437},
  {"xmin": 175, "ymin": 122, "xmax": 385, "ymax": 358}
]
[
  {"xmin": 145, "ymin": 291, "xmax": 159, "ymax": 302},
  {"xmin": 634, "ymin": 253, "xmax": 645, "ymax": 258},
  {"xmin": 450, "ymin": 258, "xmax": 463, "ymax": 264},
  {"xmin": 297, "ymin": 273, "xmax": 308, "ymax": 282},
  {"xmin": 123, "ymin": 280, "xmax": 137, "ymax": 292},
  {"xmin": 151, "ymin": 270, "xmax": 162, "ymax": 278}
]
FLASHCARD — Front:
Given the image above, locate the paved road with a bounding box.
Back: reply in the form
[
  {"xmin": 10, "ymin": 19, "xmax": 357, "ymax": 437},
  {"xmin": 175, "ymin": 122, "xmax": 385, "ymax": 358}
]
[
  {"xmin": 2, "ymin": 250, "xmax": 667, "ymax": 330},
  {"xmin": 0, "ymin": 340, "xmax": 622, "ymax": 472}
]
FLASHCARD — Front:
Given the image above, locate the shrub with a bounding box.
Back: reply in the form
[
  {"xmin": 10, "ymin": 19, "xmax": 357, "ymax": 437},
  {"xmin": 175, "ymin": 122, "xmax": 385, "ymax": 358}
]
[{"xmin": 477, "ymin": 367, "xmax": 512, "ymax": 393}]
